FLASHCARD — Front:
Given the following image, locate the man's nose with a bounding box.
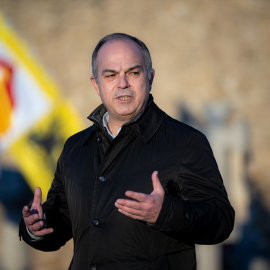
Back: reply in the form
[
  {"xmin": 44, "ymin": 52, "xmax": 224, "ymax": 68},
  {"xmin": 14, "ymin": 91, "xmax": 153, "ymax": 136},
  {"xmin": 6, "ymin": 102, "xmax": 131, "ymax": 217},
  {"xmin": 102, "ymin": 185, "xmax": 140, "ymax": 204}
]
[{"xmin": 117, "ymin": 74, "xmax": 129, "ymax": 88}]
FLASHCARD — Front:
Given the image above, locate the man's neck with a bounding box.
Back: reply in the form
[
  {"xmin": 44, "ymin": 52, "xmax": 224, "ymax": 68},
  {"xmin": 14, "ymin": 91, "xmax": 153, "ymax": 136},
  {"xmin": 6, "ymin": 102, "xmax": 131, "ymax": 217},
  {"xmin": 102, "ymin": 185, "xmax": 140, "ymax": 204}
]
[
  {"xmin": 107, "ymin": 121, "xmax": 121, "ymax": 137},
  {"xmin": 103, "ymin": 97, "xmax": 151, "ymax": 136},
  {"xmin": 103, "ymin": 112, "xmax": 125, "ymax": 137}
]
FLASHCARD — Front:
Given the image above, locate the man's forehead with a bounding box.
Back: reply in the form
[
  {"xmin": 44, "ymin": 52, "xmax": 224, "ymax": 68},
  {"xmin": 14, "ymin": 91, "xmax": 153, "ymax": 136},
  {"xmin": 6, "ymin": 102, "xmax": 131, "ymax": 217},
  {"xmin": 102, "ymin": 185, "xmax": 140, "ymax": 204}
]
[{"xmin": 97, "ymin": 39, "xmax": 144, "ymax": 62}]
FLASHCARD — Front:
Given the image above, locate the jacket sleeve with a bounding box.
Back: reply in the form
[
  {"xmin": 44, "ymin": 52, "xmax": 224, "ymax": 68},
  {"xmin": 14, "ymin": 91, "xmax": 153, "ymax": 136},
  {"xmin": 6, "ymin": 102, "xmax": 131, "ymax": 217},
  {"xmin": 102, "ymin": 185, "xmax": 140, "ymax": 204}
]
[
  {"xmin": 151, "ymin": 130, "xmax": 235, "ymax": 245},
  {"xmin": 19, "ymin": 145, "xmax": 73, "ymax": 251}
]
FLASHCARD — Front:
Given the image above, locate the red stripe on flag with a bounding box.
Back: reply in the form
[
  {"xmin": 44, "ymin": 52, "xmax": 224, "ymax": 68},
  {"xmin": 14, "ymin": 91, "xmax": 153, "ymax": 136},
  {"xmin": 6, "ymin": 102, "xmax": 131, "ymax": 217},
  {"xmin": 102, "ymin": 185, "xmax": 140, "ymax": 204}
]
[{"xmin": 0, "ymin": 58, "xmax": 14, "ymax": 107}]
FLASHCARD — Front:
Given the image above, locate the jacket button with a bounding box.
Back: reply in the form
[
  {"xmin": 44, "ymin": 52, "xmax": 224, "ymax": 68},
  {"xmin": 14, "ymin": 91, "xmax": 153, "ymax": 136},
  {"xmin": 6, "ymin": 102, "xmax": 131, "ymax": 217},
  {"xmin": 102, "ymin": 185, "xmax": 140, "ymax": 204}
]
[
  {"xmin": 90, "ymin": 265, "xmax": 97, "ymax": 270},
  {"xmin": 97, "ymin": 137, "xmax": 102, "ymax": 143},
  {"xmin": 92, "ymin": 219, "xmax": 100, "ymax": 226},
  {"xmin": 98, "ymin": 176, "xmax": 107, "ymax": 182}
]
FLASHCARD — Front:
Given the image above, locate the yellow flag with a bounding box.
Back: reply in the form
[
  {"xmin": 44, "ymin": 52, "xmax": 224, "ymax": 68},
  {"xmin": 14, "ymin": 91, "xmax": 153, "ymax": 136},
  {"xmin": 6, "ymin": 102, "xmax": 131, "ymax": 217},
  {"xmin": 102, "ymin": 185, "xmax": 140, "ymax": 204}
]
[{"xmin": 0, "ymin": 12, "xmax": 84, "ymax": 200}]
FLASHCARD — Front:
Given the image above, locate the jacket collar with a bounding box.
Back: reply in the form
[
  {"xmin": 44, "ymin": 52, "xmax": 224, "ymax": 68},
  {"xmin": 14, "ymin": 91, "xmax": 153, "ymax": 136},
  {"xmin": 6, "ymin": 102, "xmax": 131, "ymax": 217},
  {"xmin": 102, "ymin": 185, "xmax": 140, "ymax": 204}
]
[{"xmin": 83, "ymin": 94, "xmax": 166, "ymax": 145}]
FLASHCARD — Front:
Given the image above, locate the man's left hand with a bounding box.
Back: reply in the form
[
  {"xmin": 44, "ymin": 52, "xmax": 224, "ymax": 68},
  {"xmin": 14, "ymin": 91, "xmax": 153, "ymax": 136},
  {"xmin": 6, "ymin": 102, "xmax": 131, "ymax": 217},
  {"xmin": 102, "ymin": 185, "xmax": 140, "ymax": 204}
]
[{"xmin": 115, "ymin": 171, "xmax": 164, "ymax": 223}]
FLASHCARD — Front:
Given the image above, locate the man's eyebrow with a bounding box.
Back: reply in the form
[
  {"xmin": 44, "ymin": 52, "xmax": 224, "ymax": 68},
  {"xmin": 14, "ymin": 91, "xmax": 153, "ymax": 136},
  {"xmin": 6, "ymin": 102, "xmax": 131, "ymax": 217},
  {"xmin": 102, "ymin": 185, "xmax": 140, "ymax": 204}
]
[
  {"xmin": 101, "ymin": 65, "xmax": 143, "ymax": 75},
  {"xmin": 126, "ymin": 65, "xmax": 143, "ymax": 72},
  {"xmin": 101, "ymin": 69, "xmax": 118, "ymax": 74}
]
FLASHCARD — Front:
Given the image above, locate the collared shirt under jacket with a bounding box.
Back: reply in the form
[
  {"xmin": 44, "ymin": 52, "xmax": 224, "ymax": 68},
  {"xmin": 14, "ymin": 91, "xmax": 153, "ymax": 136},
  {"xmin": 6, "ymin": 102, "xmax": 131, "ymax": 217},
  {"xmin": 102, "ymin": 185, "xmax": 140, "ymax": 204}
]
[{"xmin": 19, "ymin": 95, "xmax": 235, "ymax": 270}]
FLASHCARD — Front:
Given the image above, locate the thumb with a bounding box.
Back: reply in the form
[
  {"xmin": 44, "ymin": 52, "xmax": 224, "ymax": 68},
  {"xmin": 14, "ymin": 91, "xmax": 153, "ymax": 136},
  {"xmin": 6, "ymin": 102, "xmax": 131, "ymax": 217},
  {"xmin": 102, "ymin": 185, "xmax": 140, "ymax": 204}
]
[
  {"xmin": 32, "ymin": 187, "xmax": 42, "ymax": 207},
  {"xmin": 151, "ymin": 171, "xmax": 164, "ymax": 193}
]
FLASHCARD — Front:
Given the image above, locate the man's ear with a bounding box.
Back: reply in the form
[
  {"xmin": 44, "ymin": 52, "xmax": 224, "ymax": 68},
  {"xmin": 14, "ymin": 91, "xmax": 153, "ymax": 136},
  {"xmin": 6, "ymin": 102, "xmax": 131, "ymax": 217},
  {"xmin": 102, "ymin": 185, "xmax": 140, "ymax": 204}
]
[
  {"xmin": 90, "ymin": 75, "xmax": 100, "ymax": 96},
  {"xmin": 149, "ymin": 69, "xmax": 155, "ymax": 91}
]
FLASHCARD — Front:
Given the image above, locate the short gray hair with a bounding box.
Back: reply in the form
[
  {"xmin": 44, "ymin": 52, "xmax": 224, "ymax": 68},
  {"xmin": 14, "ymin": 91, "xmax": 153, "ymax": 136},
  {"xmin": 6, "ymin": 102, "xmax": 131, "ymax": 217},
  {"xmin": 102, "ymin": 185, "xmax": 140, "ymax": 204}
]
[{"xmin": 92, "ymin": 33, "xmax": 153, "ymax": 83}]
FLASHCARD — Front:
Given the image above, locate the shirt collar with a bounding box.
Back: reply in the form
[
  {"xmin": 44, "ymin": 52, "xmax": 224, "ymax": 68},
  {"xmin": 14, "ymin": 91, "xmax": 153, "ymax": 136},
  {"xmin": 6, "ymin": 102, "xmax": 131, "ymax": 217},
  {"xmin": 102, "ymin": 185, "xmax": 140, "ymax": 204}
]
[
  {"xmin": 102, "ymin": 112, "xmax": 121, "ymax": 139},
  {"xmin": 86, "ymin": 94, "xmax": 166, "ymax": 144}
]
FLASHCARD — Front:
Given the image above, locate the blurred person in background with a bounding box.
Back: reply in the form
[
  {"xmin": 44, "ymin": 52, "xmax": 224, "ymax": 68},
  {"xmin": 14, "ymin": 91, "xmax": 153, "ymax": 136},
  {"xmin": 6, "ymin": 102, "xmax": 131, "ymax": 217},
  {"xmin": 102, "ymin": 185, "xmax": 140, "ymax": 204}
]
[{"xmin": 19, "ymin": 33, "xmax": 234, "ymax": 270}]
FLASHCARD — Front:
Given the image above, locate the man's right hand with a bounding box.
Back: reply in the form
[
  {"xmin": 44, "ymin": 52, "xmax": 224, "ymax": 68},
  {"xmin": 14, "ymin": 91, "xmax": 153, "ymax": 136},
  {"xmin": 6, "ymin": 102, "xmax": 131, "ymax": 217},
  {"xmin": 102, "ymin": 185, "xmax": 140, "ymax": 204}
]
[{"xmin": 22, "ymin": 187, "xmax": 54, "ymax": 237}]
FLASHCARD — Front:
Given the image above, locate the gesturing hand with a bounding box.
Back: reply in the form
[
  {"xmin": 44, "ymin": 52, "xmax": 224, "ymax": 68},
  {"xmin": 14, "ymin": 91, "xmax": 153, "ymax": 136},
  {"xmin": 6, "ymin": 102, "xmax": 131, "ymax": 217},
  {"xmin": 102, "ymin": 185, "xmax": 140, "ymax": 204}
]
[
  {"xmin": 115, "ymin": 171, "xmax": 164, "ymax": 223},
  {"xmin": 22, "ymin": 187, "xmax": 54, "ymax": 237}
]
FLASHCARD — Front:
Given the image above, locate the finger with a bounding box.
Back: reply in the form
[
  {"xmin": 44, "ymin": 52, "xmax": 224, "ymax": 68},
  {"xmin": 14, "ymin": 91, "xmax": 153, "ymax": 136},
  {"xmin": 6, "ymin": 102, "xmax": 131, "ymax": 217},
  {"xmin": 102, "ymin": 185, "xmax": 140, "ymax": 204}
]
[
  {"xmin": 24, "ymin": 213, "xmax": 40, "ymax": 226},
  {"xmin": 151, "ymin": 171, "xmax": 161, "ymax": 190},
  {"xmin": 22, "ymin": 205, "xmax": 30, "ymax": 218},
  {"xmin": 117, "ymin": 208, "xmax": 144, "ymax": 221},
  {"xmin": 115, "ymin": 199, "xmax": 142, "ymax": 210},
  {"xmin": 115, "ymin": 204, "xmax": 142, "ymax": 216},
  {"xmin": 32, "ymin": 187, "xmax": 42, "ymax": 207},
  {"xmin": 23, "ymin": 207, "xmax": 41, "ymax": 225},
  {"xmin": 124, "ymin": 191, "xmax": 149, "ymax": 203},
  {"xmin": 29, "ymin": 219, "xmax": 46, "ymax": 230},
  {"xmin": 151, "ymin": 171, "xmax": 165, "ymax": 195},
  {"xmin": 29, "ymin": 227, "xmax": 54, "ymax": 237},
  {"xmin": 33, "ymin": 228, "xmax": 54, "ymax": 236}
]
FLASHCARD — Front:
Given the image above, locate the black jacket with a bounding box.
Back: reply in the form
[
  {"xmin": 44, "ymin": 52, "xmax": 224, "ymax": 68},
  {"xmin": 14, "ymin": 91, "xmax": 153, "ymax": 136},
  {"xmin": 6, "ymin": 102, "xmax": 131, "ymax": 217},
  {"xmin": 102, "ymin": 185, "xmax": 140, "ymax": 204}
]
[{"xmin": 20, "ymin": 95, "xmax": 234, "ymax": 270}]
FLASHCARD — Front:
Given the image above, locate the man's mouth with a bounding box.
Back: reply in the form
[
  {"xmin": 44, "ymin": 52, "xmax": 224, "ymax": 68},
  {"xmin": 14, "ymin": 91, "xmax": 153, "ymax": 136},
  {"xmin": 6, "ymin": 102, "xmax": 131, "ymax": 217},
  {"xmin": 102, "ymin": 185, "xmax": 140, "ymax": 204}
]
[{"xmin": 118, "ymin": 95, "xmax": 131, "ymax": 101}]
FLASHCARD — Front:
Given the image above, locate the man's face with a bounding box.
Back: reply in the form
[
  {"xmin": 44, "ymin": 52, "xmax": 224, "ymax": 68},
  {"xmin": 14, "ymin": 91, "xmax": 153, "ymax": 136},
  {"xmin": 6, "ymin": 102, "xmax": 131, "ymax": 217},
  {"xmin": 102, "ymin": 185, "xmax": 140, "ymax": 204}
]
[{"xmin": 91, "ymin": 39, "xmax": 154, "ymax": 124}]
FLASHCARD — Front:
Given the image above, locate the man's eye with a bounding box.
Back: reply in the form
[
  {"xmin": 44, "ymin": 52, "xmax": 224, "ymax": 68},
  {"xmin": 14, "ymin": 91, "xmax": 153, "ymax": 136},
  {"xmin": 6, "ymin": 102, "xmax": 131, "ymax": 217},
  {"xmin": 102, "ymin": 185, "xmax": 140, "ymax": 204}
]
[
  {"xmin": 130, "ymin": 71, "xmax": 140, "ymax": 76},
  {"xmin": 106, "ymin": 74, "xmax": 115, "ymax": 78}
]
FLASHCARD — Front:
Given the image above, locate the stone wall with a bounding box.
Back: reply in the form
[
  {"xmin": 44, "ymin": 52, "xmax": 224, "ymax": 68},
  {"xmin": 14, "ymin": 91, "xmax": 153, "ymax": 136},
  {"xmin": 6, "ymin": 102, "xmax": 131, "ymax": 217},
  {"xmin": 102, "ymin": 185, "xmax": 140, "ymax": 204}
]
[{"xmin": 0, "ymin": 0, "xmax": 270, "ymax": 269}]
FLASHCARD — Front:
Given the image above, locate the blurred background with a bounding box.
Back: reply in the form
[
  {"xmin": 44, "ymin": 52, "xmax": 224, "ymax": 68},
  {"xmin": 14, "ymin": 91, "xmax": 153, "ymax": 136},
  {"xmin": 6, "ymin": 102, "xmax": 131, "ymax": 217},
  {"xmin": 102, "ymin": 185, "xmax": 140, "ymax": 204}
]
[{"xmin": 0, "ymin": 0, "xmax": 269, "ymax": 269}]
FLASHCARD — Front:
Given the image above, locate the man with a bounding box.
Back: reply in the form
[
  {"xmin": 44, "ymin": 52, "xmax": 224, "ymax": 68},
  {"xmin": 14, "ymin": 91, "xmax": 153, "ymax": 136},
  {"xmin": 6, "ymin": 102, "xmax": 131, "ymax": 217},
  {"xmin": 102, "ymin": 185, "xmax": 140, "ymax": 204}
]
[{"xmin": 19, "ymin": 33, "xmax": 235, "ymax": 270}]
